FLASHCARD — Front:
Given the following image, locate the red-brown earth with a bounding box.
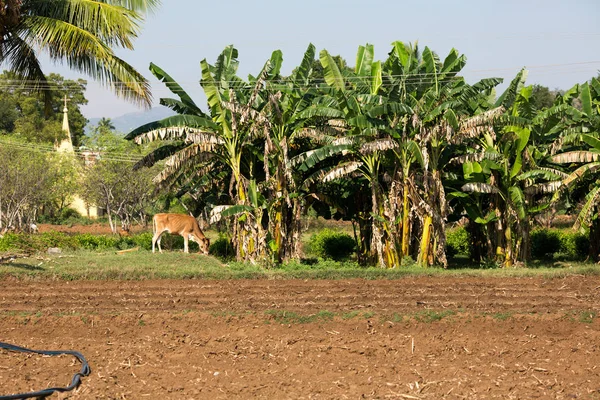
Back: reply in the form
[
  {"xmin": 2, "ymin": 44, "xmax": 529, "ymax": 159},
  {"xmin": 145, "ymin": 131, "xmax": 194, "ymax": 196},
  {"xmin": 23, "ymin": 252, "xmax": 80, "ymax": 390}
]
[{"xmin": 1, "ymin": 276, "xmax": 600, "ymax": 399}]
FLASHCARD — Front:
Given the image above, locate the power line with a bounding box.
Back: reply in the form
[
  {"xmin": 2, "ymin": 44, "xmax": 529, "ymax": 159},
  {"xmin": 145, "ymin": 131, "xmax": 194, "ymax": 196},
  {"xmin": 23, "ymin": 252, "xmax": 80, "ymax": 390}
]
[
  {"xmin": 0, "ymin": 138, "xmax": 145, "ymax": 163},
  {"xmin": 0, "ymin": 60, "xmax": 597, "ymax": 90}
]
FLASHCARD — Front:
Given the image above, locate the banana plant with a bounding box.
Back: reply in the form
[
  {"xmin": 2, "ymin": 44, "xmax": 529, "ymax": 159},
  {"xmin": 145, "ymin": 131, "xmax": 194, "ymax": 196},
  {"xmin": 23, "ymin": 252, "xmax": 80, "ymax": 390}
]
[
  {"xmin": 382, "ymin": 41, "xmax": 503, "ymax": 267},
  {"xmin": 550, "ymin": 77, "xmax": 600, "ymax": 259},
  {"xmin": 293, "ymin": 44, "xmax": 403, "ymax": 268},
  {"xmin": 126, "ymin": 46, "xmax": 266, "ymax": 261},
  {"xmin": 223, "ymin": 44, "xmax": 323, "ymax": 262},
  {"xmin": 460, "ymin": 73, "xmax": 564, "ymax": 266}
]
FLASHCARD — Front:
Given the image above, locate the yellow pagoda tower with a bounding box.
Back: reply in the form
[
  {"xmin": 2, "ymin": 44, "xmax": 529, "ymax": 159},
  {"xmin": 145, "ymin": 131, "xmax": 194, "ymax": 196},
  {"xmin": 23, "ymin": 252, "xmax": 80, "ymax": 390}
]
[{"xmin": 56, "ymin": 96, "xmax": 99, "ymax": 218}]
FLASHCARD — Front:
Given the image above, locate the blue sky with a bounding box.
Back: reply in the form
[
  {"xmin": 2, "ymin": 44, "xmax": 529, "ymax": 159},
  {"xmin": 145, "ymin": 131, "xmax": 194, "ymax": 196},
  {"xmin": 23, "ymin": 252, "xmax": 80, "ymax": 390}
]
[{"xmin": 47, "ymin": 0, "xmax": 600, "ymax": 118}]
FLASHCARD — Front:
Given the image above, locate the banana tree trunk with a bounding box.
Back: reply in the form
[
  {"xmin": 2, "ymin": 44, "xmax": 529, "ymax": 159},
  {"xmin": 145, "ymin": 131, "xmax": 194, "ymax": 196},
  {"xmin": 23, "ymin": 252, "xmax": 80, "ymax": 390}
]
[
  {"xmin": 371, "ymin": 182, "xmax": 386, "ymax": 268},
  {"xmin": 288, "ymin": 197, "xmax": 303, "ymax": 259},
  {"xmin": 504, "ymin": 223, "xmax": 513, "ymax": 267},
  {"xmin": 401, "ymin": 178, "xmax": 411, "ymax": 259},
  {"xmin": 417, "ymin": 214, "xmax": 432, "ymax": 267}
]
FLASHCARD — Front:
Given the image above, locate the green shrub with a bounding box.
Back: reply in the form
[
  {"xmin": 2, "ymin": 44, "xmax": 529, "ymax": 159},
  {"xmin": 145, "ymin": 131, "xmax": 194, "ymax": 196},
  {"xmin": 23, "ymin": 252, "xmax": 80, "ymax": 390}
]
[
  {"xmin": 132, "ymin": 232, "xmax": 153, "ymax": 251},
  {"xmin": 209, "ymin": 236, "xmax": 235, "ymax": 260},
  {"xmin": 557, "ymin": 230, "xmax": 588, "ymax": 260},
  {"xmin": 0, "ymin": 232, "xmax": 79, "ymax": 252},
  {"xmin": 75, "ymin": 234, "xmax": 121, "ymax": 250},
  {"xmin": 446, "ymin": 227, "xmax": 471, "ymax": 258},
  {"xmin": 308, "ymin": 229, "xmax": 356, "ymax": 261},
  {"xmin": 531, "ymin": 229, "xmax": 562, "ymax": 260},
  {"xmin": 531, "ymin": 228, "xmax": 588, "ymax": 260}
]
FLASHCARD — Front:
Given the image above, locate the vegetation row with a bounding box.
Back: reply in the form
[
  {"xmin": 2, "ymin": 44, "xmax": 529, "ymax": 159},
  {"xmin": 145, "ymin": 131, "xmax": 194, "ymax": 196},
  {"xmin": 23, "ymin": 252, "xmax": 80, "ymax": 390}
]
[{"xmin": 3, "ymin": 40, "xmax": 600, "ymax": 270}]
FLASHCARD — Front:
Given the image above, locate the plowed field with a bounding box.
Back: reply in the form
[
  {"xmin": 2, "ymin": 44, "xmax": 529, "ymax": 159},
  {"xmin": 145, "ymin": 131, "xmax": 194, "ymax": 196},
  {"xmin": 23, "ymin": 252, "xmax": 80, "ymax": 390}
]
[{"xmin": 1, "ymin": 276, "xmax": 600, "ymax": 399}]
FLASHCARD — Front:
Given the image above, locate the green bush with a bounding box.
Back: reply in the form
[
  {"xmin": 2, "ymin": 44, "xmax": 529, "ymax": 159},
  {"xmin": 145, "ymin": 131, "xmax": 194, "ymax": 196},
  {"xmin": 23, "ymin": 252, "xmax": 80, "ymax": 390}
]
[
  {"xmin": 0, "ymin": 232, "xmax": 79, "ymax": 252},
  {"xmin": 132, "ymin": 232, "xmax": 153, "ymax": 251},
  {"xmin": 531, "ymin": 229, "xmax": 561, "ymax": 260},
  {"xmin": 531, "ymin": 228, "xmax": 588, "ymax": 260},
  {"xmin": 308, "ymin": 229, "xmax": 356, "ymax": 261},
  {"xmin": 446, "ymin": 227, "xmax": 471, "ymax": 258},
  {"xmin": 557, "ymin": 230, "xmax": 589, "ymax": 260},
  {"xmin": 75, "ymin": 234, "xmax": 120, "ymax": 250},
  {"xmin": 209, "ymin": 236, "xmax": 235, "ymax": 260}
]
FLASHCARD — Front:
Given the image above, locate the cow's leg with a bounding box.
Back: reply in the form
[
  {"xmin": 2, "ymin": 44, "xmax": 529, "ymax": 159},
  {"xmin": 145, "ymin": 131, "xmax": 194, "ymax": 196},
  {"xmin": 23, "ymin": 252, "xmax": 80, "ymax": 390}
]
[
  {"xmin": 152, "ymin": 231, "xmax": 164, "ymax": 253},
  {"xmin": 183, "ymin": 235, "xmax": 189, "ymax": 253},
  {"xmin": 152, "ymin": 231, "xmax": 158, "ymax": 253}
]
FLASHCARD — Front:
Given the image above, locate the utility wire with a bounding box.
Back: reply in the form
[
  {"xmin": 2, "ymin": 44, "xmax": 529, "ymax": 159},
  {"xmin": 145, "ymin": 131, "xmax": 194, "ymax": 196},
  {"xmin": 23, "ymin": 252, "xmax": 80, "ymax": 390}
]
[
  {"xmin": 0, "ymin": 139, "xmax": 145, "ymax": 163},
  {"xmin": 0, "ymin": 60, "xmax": 597, "ymax": 90}
]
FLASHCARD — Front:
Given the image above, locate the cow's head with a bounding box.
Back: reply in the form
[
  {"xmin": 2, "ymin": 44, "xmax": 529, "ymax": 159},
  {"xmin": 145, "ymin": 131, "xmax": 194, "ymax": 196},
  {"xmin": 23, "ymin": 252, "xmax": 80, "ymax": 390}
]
[{"xmin": 191, "ymin": 235, "xmax": 210, "ymax": 255}]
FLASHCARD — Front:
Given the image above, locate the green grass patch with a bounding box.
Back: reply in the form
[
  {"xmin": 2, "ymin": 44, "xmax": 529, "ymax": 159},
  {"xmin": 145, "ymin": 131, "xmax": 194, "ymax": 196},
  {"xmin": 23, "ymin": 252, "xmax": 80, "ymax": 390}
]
[
  {"xmin": 265, "ymin": 309, "xmax": 335, "ymax": 324},
  {"xmin": 578, "ymin": 311, "xmax": 597, "ymax": 324},
  {"xmin": 413, "ymin": 309, "xmax": 456, "ymax": 323},
  {"xmin": 488, "ymin": 312, "xmax": 513, "ymax": 321},
  {"xmin": 1, "ymin": 248, "xmax": 600, "ymax": 281}
]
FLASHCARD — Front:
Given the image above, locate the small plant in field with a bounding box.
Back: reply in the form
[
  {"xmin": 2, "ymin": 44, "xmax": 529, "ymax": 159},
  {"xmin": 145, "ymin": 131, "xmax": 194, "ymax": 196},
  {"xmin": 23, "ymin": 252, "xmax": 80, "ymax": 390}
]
[
  {"xmin": 489, "ymin": 312, "xmax": 513, "ymax": 321},
  {"xmin": 342, "ymin": 311, "xmax": 360, "ymax": 320},
  {"xmin": 385, "ymin": 313, "xmax": 404, "ymax": 323},
  {"xmin": 265, "ymin": 309, "xmax": 335, "ymax": 324},
  {"xmin": 414, "ymin": 309, "xmax": 456, "ymax": 323},
  {"xmin": 316, "ymin": 310, "xmax": 335, "ymax": 321},
  {"xmin": 579, "ymin": 311, "xmax": 596, "ymax": 324}
]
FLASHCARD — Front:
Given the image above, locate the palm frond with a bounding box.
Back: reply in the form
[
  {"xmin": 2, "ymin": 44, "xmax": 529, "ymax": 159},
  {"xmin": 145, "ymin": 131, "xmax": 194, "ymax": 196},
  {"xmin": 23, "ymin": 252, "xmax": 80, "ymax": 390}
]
[
  {"xmin": 294, "ymin": 126, "xmax": 345, "ymax": 143},
  {"xmin": 451, "ymin": 107, "xmax": 504, "ymax": 143},
  {"xmin": 164, "ymin": 144, "xmax": 215, "ymax": 171},
  {"xmin": 126, "ymin": 115, "xmax": 218, "ymax": 140},
  {"xmin": 27, "ymin": 2, "xmax": 140, "ymax": 49},
  {"xmin": 132, "ymin": 143, "xmax": 185, "ymax": 170},
  {"xmin": 562, "ymin": 162, "xmax": 600, "ymax": 186},
  {"xmin": 209, "ymin": 204, "xmax": 254, "ymax": 224},
  {"xmin": 359, "ymin": 138, "xmax": 398, "ymax": 154},
  {"xmin": 523, "ymin": 181, "xmax": 562, "ymax": 195},
  {"xmin": 551, "ymin": 151, "xmax": 600, "ymax": 164},
  {"xmin": 574, "ymin": 186, "xmax": 600, "ymax": 231},
  {"xmin": 291, "ymin": 144, "xmax": 351, "ymax": 170},
  {"xmin": 322, "ymin": 161, "xmax": 362, "ymax": 182},
  {"xmin": 462, "ymin": 182, "xmax": 499, "ymax": 194}
]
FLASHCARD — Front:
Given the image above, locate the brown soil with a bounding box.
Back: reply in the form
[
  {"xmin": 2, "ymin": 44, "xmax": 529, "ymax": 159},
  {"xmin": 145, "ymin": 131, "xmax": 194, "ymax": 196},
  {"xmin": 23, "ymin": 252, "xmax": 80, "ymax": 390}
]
[{"xmin": 1, "ymin": 276, "xmax": 600, "ymax": 399}]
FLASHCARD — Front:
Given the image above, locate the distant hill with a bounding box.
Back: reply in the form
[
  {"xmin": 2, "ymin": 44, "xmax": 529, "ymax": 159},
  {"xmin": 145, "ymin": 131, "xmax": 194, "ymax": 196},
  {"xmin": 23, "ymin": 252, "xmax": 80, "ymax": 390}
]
[{"xmin": 85, "ymin": 107, "xmax": 176, "ymax": 135}]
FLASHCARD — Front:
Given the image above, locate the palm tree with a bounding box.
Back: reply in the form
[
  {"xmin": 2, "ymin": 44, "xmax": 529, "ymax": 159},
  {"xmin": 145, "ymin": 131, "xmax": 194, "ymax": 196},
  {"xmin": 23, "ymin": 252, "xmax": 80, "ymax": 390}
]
[
  {"xmin": 550, "ymin": 77, "xmax": 600, "ymax": 259},
  {"xmin": 380, "ymin": 42, "xmax": 503, "ymax": 267},
  {"xmin": 97, "ymin": 117, "xmax": 115, "ymax": 131},
  {"xmin": 223, "ymin": 44, "xmax": 325, "ymax": 262},
  {"xmin": 0, "ymin": 0, "xmax": 159, "ymax": 111},
  {"xmin": 128, "ymin": 46, "xmax": 271, "ymax": 261},
  {"xmin": 460, "ymin": 71, "xmax": 565, "ymax": 266}
]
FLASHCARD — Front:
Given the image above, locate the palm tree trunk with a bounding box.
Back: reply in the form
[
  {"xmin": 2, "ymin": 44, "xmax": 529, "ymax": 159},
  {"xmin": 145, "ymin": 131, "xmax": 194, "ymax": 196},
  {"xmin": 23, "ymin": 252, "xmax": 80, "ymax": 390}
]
[
  {"xmin": 504, "ymin": 223, "xmax": 513, "ymax": 267},
  {"xmin": 371, "ymin": 182, "xmax": 386, "ymax": 268},
  {"xmin": 401, "ymin": 178, "xmax": 411, "ymax": 259},
  {"xmin": 418, "ymin": 214, "xmax": 432, "ymax": 267}
]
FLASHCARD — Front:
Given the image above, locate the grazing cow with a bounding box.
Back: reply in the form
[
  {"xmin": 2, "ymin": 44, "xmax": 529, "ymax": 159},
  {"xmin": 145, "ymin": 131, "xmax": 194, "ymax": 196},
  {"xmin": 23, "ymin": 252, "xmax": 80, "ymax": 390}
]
[{"xmin": 152, "ymin": 213, "xmax": 210, "ymax": 254}]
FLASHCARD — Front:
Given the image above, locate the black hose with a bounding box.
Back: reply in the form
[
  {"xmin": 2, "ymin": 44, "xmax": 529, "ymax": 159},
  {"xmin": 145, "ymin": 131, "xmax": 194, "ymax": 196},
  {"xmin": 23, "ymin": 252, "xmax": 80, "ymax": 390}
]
[{"xmin": 0, "ymin": 341, "xmax": 91, "ymax": 399}]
